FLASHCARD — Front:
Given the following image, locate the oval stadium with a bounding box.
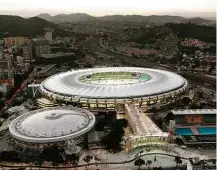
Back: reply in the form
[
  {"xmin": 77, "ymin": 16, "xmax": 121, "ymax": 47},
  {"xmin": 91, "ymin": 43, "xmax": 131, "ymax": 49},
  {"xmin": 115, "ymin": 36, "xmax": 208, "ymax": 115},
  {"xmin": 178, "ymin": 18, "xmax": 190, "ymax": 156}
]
[
  {"xmin": 38, "ymin": 67, "xmax": 188, "ymax": 110},
  {"xmin": 8, "ymin": 107, "xmax": 95, "ymax": 151}
]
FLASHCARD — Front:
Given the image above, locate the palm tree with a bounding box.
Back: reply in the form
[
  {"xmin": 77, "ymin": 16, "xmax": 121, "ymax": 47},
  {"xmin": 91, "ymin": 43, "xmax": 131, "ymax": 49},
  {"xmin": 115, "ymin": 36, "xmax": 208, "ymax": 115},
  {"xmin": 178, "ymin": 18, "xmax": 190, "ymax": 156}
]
[
  {"xmin": 174, "ymin": 156, "xmax": 182, "ymax": 168},
  {"xmin": 134, "ymin": 158, "xmax": 145, "ymax": 169},
  {"xmin": 94, "ymin": 156, "xmax": 101, "ymax": 166},
  {"xmin": 146, "ymin": 160, "xmax": 152, "ymax": 169},
  {"xmin": 154, "ymin": 155, "xmax": 157, "ymax": 161}
]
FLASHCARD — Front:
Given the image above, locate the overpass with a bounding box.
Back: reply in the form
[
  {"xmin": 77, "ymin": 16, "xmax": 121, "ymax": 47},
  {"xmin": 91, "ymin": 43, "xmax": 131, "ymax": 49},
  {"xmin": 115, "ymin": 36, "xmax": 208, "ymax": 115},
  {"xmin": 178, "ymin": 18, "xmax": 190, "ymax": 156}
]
[{"xmin": 124, "ymin": 104, "xmax": 168, "ymax": 151}]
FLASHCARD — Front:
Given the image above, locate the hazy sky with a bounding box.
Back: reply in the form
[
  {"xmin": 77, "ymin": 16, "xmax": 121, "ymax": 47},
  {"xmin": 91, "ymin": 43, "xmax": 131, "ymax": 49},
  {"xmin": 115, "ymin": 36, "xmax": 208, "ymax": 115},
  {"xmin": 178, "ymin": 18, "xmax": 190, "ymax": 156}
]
[{"xmin": 0, "ymin": 0, "xmax": 216, "ymax": 17}]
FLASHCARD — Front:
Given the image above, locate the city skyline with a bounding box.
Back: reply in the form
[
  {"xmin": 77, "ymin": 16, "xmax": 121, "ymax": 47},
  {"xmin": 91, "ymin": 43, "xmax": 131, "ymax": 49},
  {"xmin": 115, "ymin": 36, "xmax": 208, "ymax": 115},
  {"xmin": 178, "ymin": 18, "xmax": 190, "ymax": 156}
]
[{"xmin": 0, "ymin": 0, "xmax": 216, "ymax": 18}]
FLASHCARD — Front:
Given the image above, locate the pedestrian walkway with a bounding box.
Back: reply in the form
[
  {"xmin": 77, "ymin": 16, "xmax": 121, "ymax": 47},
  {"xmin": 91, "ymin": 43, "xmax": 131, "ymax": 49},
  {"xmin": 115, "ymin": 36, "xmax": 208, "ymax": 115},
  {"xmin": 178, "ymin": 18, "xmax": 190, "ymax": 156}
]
[
  {"xmin": 125, "ymin": 104, "xmax": 168, "ymax": 137},
  {"xmin": 190, "ymin": 126, "xmax": 199, "ymax": 135}
]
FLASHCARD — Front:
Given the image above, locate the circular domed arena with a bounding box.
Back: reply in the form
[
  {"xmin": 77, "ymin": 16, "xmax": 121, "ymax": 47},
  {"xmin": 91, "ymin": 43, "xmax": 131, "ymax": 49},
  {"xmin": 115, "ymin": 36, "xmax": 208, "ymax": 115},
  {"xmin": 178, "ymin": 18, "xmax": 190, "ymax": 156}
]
[
  {"xmin": 8, "ymin": 107, "xmax": 95, "ymax": 152},
  {"xmin": 38, "ymin": 67, "xmax": 188, "ymax": 110}
]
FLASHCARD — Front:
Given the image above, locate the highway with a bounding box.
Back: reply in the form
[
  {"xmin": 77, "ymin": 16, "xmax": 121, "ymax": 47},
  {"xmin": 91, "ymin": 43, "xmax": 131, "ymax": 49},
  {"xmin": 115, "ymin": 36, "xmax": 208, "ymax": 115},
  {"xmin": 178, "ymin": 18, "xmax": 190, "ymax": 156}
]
[{"xmin": 180, "ymin": 71, "xmax": 215, "ymax": 86}]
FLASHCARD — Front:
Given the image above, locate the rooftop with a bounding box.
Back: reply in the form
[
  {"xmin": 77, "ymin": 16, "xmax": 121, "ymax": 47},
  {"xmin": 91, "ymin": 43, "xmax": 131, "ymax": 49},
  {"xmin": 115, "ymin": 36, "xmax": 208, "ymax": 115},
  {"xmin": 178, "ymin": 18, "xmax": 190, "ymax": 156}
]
[
  {"xmin": 182, "ymin": 135, "xmax": 216, "ymax": 144},
  {"xmin": 172, "ymin": 109, "xmax": 216, "ymax": 115},
  {"xmin": 9, "ymin": 107, "xmax": 96, "ymax": 143}
]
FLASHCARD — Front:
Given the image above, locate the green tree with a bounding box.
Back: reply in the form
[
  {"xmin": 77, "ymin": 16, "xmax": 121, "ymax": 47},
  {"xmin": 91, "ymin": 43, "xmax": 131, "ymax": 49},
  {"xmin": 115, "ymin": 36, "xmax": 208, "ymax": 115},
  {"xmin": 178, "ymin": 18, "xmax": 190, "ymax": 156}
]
[
  {"xmin": 66, "ymin": 154, "xmax": 79, "ymax": 165},
  {"xmin": 182, "ymin": 97, "xmax": 191, "ymax": 106},
  {"xmin": 83, "ymin": 155, "xmax": 93, "ymax": 166},
  {"xmin": 165, "ymin": 112, "xmax": 174, "ymax": 122},
  {"xmin": 134, "ymin": 158, "xmax": 145, "ymax": 169},
  {"xmin": 35, "ymin": 158, "xmax": 43, "ymax": 170},
  {"xmin": 102, "ymin": 120, "xmax": 125, "ymax": 151},
  {"xmin": 52, "ymin": 159, "xmax": 59, "ymax": 169}
]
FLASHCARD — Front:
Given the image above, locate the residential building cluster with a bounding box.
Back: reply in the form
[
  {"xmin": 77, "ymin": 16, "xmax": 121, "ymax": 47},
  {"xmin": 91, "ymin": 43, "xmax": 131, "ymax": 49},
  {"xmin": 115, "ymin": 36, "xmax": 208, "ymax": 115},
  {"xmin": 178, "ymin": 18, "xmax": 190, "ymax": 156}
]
[
  {"xmin": 118, "ymin": 46, "xmax": 157, "ymax": 57},
  {"xmin": 0, "ymin": 31, "xmax": 54, "ymax": 101},
  {"xmin": 181, "ymin": 38, "xmax": 206, "ymax": 48},
  {"xmin": 4, "ymin": 36, "xmax": 28, "ymax": 46}
]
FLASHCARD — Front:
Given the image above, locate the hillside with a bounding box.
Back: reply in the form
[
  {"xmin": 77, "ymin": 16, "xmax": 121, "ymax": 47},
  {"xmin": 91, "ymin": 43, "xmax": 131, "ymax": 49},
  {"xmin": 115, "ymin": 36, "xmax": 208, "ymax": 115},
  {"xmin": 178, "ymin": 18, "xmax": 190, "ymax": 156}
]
[
  {"xmin": 36, "ymin": 13, "xmax": 215, "ymax": 26},
  {"xmin": 98, "ymin": 15, "xmax": 215, "ymax": 26},
  {"xmin": 125, "ymin": 23, "xmax": 216, "ymax": 47},
  {"xmin": 0, "ymin": 15, "xmax": 70, "ymax": 38},
  {"xmin": 165, "ymin": 23, "xmax": 216, "ymax": 43}
]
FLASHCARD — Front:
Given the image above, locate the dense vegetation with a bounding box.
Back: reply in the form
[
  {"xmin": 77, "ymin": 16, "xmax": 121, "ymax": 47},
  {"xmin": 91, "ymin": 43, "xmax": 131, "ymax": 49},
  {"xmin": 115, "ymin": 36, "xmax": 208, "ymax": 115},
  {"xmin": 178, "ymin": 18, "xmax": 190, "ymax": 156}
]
[
  {"xmin": 0, "ymin": 146, "xmax": 79, "ymax": 167},
  {"xmin": 102, "ymin": 119, "xmax": 126, "ymax": 151},
  {"xmin": 94, "ymin": 112, "xmax": 127, "ymax": 151},
  {"xmin": 165, "ymin": 23, "xmax": 216, "ymax": 43},
  {"xmin": 127, "ymin": 23, "xmax": 216, "ymax": 46},
  {"xmin": 0, "ymin": 15, "xmax": 70, "ymax": 38}
]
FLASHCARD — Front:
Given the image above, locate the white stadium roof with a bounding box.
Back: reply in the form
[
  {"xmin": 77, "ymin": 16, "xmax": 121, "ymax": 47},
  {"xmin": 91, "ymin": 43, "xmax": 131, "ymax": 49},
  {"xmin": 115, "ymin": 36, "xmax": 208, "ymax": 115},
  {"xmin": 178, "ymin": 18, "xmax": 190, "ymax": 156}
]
[
  {"xmin": 40, "ymin": 67, "xmax": 188, "ymax": 100},
  {"xmin": 9, "ymin": 107, "xmax": 95, "ymax": 143},
  {"xmin": 172, "ymin": 109, "xmax": 216, "ymax": 115}
]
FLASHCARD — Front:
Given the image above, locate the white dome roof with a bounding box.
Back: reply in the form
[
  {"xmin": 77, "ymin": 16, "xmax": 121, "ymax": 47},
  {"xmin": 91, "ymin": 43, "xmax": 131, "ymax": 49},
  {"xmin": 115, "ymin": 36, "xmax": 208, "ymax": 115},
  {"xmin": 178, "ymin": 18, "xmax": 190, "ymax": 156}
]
[
  {"xmin": 9, "ymin": 107, "xmax": 95, "ymax": 143},
  {"xmin": 40, "ymin": 67, "xmax": 187, "ymax": 99}
]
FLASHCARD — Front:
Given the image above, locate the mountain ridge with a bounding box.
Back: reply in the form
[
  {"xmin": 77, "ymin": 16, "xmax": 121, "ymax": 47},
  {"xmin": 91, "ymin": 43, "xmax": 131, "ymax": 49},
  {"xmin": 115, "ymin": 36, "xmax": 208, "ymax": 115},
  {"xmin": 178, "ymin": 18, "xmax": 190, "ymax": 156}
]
[
  {"xmin": 0, "ymin": 15, "xmax": 70, "ymax": 38},
  {"xmin": 36, "ymin": 13, "xmax": 215, "ymax": 26}
]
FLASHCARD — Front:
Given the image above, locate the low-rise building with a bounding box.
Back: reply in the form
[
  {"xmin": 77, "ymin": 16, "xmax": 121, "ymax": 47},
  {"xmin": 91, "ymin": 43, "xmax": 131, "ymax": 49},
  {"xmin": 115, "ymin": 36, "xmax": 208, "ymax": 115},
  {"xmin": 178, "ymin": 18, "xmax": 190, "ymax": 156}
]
[
  {"xmin": 0, "ymin": 83, "xmax": 10, "ymax": 97},
  {"xmin": 189, "ymin": 158, "xmax": 216, "ymax": 170},
  {"xmin": 181, "ymin": 38, "xmax": 206, "ymax": 48},
  {"xmin": 4, "ymin": 37, "xmax": 28, "ymax": 46},
  {"xmin": 0, "ymin": 54, "xmax": 13, "ymax": 70},
  {"xmin": 0, "ymin": 54, "xmax": 14, "ymax": 89}
]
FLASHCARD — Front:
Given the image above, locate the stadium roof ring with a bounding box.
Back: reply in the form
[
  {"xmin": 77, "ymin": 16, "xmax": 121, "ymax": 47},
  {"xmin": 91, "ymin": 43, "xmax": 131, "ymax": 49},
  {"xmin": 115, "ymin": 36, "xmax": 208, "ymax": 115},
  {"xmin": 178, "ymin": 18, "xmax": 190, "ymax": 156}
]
[
  {"xmin": 40, "ymin": 67, "xmax": 188, "ymax": 102},
  {"xmin": 9, "ymin": 107, "xmax": 96, "ymax": 143}
]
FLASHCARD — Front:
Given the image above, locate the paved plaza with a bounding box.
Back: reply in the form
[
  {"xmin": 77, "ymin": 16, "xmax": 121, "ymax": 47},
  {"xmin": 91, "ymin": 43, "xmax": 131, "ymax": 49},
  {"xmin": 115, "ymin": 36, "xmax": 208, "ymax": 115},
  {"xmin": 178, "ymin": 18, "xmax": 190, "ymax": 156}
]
[{"xmin": 1, "ymin": 146, "xmax": 214, "ymax": 170}]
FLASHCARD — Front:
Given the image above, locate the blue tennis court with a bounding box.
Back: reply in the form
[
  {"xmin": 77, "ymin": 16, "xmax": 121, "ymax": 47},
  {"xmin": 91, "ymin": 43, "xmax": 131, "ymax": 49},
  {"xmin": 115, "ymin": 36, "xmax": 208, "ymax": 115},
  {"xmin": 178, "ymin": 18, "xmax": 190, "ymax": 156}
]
[
  {"xmin": 197, "ymin": 127, "xmax": 216, "ymax": 135},
  {"xmin": 175, "ymin": 128, "xmax": 193, "ymax": 136}
]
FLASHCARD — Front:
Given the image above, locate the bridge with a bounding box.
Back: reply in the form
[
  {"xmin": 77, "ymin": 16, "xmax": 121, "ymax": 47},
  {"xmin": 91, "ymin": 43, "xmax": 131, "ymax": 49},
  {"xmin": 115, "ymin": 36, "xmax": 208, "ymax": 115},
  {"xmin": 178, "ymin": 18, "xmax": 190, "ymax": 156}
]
[{"xmin": 124, "ymin": 104, "xmax": 168, "ymax": 151}]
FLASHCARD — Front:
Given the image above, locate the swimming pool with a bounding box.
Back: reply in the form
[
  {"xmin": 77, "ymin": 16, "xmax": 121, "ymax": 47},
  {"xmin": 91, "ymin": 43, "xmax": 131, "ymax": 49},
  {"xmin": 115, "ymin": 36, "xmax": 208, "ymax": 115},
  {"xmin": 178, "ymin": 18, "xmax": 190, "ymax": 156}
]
[
  {"xmin": 197, "ymin": 127, "xmax": 216, "ymax": 135},
  {"xmin": 175, "ymin": 128, "xmax": 193, "ymax": 136}
]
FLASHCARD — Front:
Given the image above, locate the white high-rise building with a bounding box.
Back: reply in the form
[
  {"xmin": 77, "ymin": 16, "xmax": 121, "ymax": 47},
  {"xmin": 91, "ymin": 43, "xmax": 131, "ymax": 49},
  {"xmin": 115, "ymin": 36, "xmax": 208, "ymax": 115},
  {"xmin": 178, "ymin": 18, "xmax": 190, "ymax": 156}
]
[{"xmin": 45, "ymin": 31, "xmax": 53, "ymax": 42}]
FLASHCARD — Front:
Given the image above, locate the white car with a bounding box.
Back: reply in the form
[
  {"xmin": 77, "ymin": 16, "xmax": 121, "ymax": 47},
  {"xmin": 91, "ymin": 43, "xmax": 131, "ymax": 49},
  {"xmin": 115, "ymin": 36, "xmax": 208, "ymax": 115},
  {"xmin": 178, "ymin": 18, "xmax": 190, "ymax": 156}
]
[{"xmin": 181, "ymin": 145, "xmax": 187, "ymax": 149}]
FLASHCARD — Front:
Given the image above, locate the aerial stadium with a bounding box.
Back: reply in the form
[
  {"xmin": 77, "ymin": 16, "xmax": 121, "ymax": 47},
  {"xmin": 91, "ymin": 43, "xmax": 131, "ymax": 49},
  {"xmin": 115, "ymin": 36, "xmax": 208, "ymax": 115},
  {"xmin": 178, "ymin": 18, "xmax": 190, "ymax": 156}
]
[
  {"xmin": 38, "ymin": 67, "xmax": 188, "ymax": 110},
  {"xmin": 8, "ymin": 107, "xmax": 95, "ymax": 153},
  {"xmin": 24, "ymin": 67, "xmax": 189, "ymax": 152}
]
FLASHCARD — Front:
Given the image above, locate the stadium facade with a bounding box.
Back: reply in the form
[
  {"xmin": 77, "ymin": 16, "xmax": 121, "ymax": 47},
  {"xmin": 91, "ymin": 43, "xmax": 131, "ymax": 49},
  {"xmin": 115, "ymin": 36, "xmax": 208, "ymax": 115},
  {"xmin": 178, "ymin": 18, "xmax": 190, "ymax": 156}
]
[{"xmin": 38, "ymin": 67, "xmax": 188, "ymax": 110}]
